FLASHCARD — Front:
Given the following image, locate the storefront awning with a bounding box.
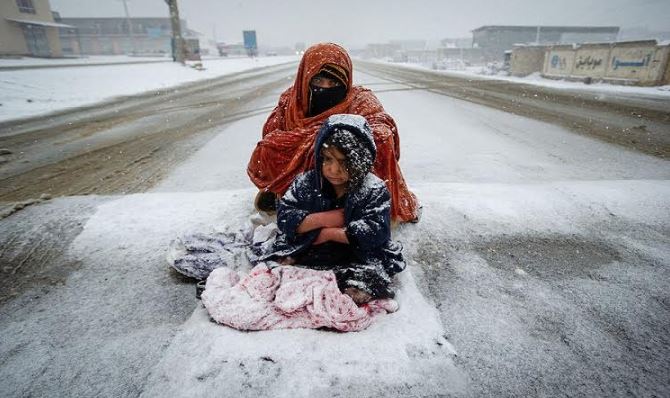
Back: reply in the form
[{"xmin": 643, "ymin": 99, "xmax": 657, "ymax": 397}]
[{"xmin": 5, "ymin": 17, "xmax": 74, "ymax": 29}]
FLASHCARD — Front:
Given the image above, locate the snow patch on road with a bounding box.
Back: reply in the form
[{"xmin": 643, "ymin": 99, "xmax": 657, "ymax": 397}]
[
  {"xmin": 67, "ymin": 188, "xmax": 464, "ymax": 396},
  {"xmin": 141, "ymin": 267, "xmax": 464, "ymax": 397}
]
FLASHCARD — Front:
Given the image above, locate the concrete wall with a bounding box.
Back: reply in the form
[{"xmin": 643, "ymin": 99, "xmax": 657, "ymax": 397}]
[
  {"xmin": 655, "ymin": 46, "xmax": 670, "ymax": 84},
  {"xmin": 572, "ymin": 44, "xmax": 610, "ymax": 79},
  {"xmin": 0, "ymin": 0, "xmax": 62, "ymax": 57},
  {"xmin": 606, "ymin": 41, "xmax": 658, "ymax": 82},
  {"xmin": 510, "ymin": 46, "xmax": 546, "ymax": 76},
  {"xmin": 542, "ymin": 40, "xmax": 670, "ymax": 86},
  {"xmin": 544, "ymin": 45, "xmax": 575, "ymax": 77}
]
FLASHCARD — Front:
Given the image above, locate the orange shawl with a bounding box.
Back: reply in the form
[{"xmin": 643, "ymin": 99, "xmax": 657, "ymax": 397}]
[{"xmin": 247, "ymin": 43, "xmax": 418, "ymax": 222}]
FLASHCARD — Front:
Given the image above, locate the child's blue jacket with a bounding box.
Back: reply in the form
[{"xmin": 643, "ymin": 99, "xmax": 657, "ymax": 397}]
[{"xmin": 268, "ymin": 114, "xmax": 405, "ymax": 275}]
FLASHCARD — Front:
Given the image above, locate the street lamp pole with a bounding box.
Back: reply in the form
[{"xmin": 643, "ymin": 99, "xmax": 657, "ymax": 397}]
[
  {"xmin": 165, "ymin": 0, "xmax": 185, "ymax": 64},
  {"xmin": 121, "ymin": 0, "xmax": 137, "ymax": 55}
]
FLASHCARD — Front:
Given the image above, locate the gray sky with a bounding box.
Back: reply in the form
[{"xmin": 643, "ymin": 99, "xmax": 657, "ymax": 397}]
[{"xmin": 50, "ymin": 0, "xmax": 670, "ymax": 48}]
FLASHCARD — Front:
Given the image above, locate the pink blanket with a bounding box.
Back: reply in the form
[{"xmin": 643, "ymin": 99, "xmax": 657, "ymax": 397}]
[{"xmin": 201, "ymin": 263, "xmax": 398, "ymax": 332}]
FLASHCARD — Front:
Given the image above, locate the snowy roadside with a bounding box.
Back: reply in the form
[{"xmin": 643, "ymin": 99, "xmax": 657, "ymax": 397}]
[
  {"xmin": 368, "ymin": 59, "xmax": 670, "ymax": 99},
  {"xmin": 0, "ymin": 55, "xmax": 298, "ymax": 123},
  {"xmin": 0, "ymin": 55, "xmax": 171, "ymax": 68}
]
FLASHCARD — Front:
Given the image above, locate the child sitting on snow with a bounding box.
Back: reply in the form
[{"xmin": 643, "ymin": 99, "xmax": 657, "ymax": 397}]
[{"xmin": 266, "ymin": 114, "xmax": 405, "ymax": 304}]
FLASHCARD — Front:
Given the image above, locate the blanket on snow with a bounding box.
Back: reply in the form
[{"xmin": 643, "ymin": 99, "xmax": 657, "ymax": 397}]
[{"xmin": 202, "ymin": 263, "xmax": 398, "ymax": 332}]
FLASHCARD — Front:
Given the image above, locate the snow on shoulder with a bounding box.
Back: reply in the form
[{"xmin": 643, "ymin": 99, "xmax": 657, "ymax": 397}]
[{"xmin": 0, "ymin": 55, "xmax": 298, "ymax": 123}]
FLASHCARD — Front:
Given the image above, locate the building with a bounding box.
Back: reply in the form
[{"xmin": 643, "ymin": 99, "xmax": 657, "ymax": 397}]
[
  {"xmin": 472, "ymin": 25, "xmax": 620, "ymax": 62},
  {"xmin": 216, "ymin": 42, "xmax": 247, "ymax": 57},
  {"xmin": 364, "ymin": 43, "xmax": 401, "ymax": 60},
  {"xmin": 435, "ymin": 47, "xmax": 487, "ymax": 67},
  {"xmin": 54, "ymin": 16, "xmax": 200, "ymax": 56},
  {"xmin": 0, "ymin": 0, "xmax": 72, "ymax": 57},
  {"xmin": 389, "ymin": 40, "xmax": 427, "ymax": 52},
  {"xmin": 440, "ymin": 37, "xmax": 472, "ymax": 49},
  {"xmin": 364, "ymin": 40, "xmax": 440, "ymax": 63}
]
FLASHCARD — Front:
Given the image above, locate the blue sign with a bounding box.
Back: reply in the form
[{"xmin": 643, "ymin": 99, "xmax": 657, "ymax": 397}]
[{"xmin": 243, "ymin": 30, "xmax": 257, "ymax": 50}]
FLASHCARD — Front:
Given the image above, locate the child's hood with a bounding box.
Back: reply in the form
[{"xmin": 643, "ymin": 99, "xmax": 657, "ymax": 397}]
[{"xmin": 313, "ymin": 114, "xmax": 377, "ymax": 169}]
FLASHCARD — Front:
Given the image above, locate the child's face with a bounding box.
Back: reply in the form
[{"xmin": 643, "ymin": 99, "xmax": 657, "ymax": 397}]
[{"xmin": 321, "ymin": 146, "xmax": 349, "ymax": 190}]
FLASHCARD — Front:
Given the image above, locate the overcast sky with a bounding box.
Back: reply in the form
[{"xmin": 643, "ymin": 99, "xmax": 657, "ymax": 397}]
[{"xmin": 50, "ymin": 0, "xmax": 670, "ymax": 48}]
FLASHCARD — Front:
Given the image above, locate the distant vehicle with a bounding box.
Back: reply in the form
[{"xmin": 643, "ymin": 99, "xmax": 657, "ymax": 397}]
[{"xmin": 265, "ymin": 51, "xmax": 278, "ymax": 56}]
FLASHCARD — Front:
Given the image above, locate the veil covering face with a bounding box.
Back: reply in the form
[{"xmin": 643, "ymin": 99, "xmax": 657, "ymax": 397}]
[{"xmin": 247, "ymin": 42, "xmax": 419, "ymax": 223}]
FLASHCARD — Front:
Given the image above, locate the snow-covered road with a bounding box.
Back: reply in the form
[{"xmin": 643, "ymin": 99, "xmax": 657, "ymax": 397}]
[
  {"xmin": 149, "ymin": 71, "xmax": 670, "ymax": 396},
  {"xmin": 1, "ymin": 67, "xmax": 669, "ymax": 397}
]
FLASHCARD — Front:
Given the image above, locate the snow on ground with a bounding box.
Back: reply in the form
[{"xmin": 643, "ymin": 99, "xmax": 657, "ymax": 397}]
[
  {"xmin": 1, "ymin": 66, "xmax": 669, "ymax": 395},
  {"xmin": 141, "ymin": 251, "xmax": 464, "ymax": 397},
  {"xmin": 147, "ymin": 76, "xmax": 466, "ymax": 395},
  {"xmin": 147, "ymin": 71, "xmax": 668, "ymax": 395},
  {"xmin": 0, "ymin": 55, "xmax": 298, "ymax": 123},
  {"xmin": 378, "ymin": 80, "xmax": 670, "ymax": 184},
  {"xmin": 149, "ymin": 70, "xmax": 669, "ymax": 395},
  {"xmin": 378, "ymin": 60, "xmax": 670, "ymax": 98},
  {"xmin": 0, "ymin": 55, "xmax": 171, "ymax": 67}
]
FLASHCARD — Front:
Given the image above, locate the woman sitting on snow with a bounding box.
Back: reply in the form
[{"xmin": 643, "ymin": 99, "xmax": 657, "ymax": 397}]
[
  {"xmin": 266, "ymin": 114, "xmax": 405, "ymax": 303},
  {"xmin": 247, "ymin": 42, "xmax": 420, "ymax": 223}
]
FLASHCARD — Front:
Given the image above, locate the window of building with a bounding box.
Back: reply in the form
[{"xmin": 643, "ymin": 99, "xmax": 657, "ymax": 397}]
[{"xmin": 16, "ymin": 0, "xmax": 36, "ymax": 14}]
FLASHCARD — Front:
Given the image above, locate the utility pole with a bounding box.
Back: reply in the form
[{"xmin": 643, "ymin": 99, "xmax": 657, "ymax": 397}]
[
  {"xmin": 164, "ymin": 0, "xmax": 185, "ymax": 64},
  {"xmin": 121, "ymin": 0, "xmax": 137, "ymax": 55}
]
